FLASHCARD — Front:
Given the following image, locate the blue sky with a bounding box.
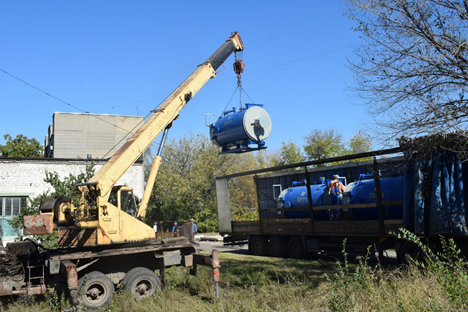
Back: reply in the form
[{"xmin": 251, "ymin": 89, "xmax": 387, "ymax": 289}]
[{"xmin": 0, "ymin": 1, "xmax": 370, "ymax": 154}]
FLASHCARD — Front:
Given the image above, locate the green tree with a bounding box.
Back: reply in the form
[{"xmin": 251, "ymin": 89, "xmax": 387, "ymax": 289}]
[
  {"xmin": 345, "ymin": 132, "xmax": 373, "ymax": 162},
  {"xmin": 271, "ymin": 140, "xmax": 304, "ymax": 167},
  {"xmin": 347, "ymin": 132, "xmax": 371, "ymax": 154},
  {"xmin": 146, "ymin": 134, "xmax": 237, "ymax": 232},
  {"xmin": 303, "ymin": 128, "xmax": 345, "ymax": 165},
  {"xmin": 10, "ymin": 164, "xmax": 95, "ymax": 248},
  {"xmin": 146, "ymin": 134, "xmax": 269, "ymax": 231},
  {"xmin": 345, "ymin": 0, "xmax": 468, "ymax": 146},
  {"xmin": 227, "ymin": 152, "xmax": 270, "ymax": 221},
  {"xmin": 0, "ymin": 134, "xmax": 43, "ymax": 157}
]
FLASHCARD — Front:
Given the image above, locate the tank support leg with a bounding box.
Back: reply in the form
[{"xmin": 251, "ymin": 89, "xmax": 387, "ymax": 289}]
[
  {"xmin": 192, "ymin": 250, "xmax": 221, "ymax": 300},
  {"xmin": 62, "ymin": 260, "xmax": 78, "ymax": 306},
  {"xmin": 158, "ymin": 263, "xmax": 166, "ymax": 290}
]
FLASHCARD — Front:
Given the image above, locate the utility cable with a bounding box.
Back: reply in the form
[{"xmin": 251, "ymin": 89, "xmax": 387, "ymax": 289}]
[
  {"xmin": 207, "ymin": 45, "xmax": 356, "ymax": 86},
  {"xmin": 100, "ymin": 93, "xmax": 176, "ymax": 159},
  {"xmin": 0, "ymin": 68, "xmax": 134, "ymax": 134}
]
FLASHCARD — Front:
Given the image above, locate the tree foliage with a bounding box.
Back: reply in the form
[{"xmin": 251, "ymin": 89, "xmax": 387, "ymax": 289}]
[
  {"xmin": 303, "ymin": 129, "xmax": 372, "ymax": 165},
  {"xmin": 347, "ymin": 132, "xmax": 372, "ymax": 154},
  {"xmin": 10, "ymin": 165, "xmax": 95, "ymax": 248},
  {"xmin": 146, "ymin": 131, "xmax": 371, "ymax": 232},
  {"xmin": 346, "ymin": 132, "xmax": 373, "ymax": 162},
  {"xmin": 303, "ymin": 128, "xmax": 345, "ymax": 165},
  {"xmin": 346, "ymin": 0, "xmax": 468, "ymax": 143},
  {"xmin": 271, "ymin": 140, "xmax": 304, "ymax": 167},
  {"xmin": 146, "ymin": 134, "xmax": 262, "ymax": 232},
  {"xmin": 0, "ymin": 134, "xmax": 43, "ymax": 157}
]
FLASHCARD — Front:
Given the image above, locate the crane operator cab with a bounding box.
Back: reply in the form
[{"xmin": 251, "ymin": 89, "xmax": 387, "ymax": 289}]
[
  {"xmin": 37, "ymin": 184, "xmax": 138, "ymax": 226},
  {"xmin": 108, "ymin": 186, "xmax": 138, "ymax": 217}
]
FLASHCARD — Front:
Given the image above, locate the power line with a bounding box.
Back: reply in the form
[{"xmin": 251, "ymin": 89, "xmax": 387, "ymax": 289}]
[
  {"xmin": 92, "ymin": 94, "xmax": 167, "ymax": 113},
  {"xmin": 0, "ymin": 68, "xmax": 135, "ymax": 134},
  {"xmin": 2, "ymin": 45, "xmax": 355, "ymax": 116},
  {"xmin": 208, "ymin": 45, "xmax": 356, "ymax": 85},
  {"xmin": 1, "ymin": 44, "xmax": 356, "ymax": 154}
]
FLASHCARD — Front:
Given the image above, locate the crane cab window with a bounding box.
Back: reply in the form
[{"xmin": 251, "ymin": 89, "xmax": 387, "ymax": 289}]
[
  {"xmin": 120, "ymin": 190, "xmax": 137, "ymax": 216},
  {"xmin": 108, "ymin": 191, "xmax": 117, "ymax": 207}
]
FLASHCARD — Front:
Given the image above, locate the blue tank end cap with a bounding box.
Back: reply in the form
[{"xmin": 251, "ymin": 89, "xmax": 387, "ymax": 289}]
[{"xmin": 245, "ymin": 103, "xmax": 264, "ymax": 108}]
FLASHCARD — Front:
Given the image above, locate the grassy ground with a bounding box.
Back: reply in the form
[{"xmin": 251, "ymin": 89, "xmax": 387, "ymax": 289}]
[{"xmin": 2, "ymin": 241, "xmax": 468, "ymax": 311}]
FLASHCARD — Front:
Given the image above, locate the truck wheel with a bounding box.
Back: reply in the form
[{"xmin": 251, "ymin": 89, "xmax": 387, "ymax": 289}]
[
  {"xmin": 249, "ymin": 236, "xmax": 268, "ymax": 256},
  {"xmin": 398, "ymin": 242, "xmax": 424, "ymax": 264},
  {"xmin": 288, "ymin": 237, "xmax": 305, "ymax": 259},
  {"xmin": 78, "ymin": 271, "xmax": 114, "ymax": 310},
  {"xmin": 123, "ymin": 267, "xmax": 161, "ymax": 299},
  {"xmin": 268, "ymin": 236, "xmax": 287, "ymax": 258}
]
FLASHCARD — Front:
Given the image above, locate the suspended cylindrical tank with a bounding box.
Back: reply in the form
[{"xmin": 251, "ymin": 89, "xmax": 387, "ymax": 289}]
[
  {"xmin": 279, "ymin": 176, "xmax": 404, "ymax": 220},
  {"xmin": 210, "ymin": 104, "xmax": 272, "ymax": 154}
]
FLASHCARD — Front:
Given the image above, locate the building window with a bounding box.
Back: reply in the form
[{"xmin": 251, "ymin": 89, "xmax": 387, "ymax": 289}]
[
  {"xmin": 0, "ymin": 196, "xmax": 28, "ymax": 240},
  {"xmin": 0, "ymin": 197, "xmax": 27, "ymax": 216}
]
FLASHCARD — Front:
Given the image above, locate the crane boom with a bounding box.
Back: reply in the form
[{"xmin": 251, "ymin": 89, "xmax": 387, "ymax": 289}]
[
  {"xmin": 88, "ymin": 32, "xmax": 244, "ymax": 200},
  {"xmin": 25, "ymin": 32, "xmax": 244, "ymax": 246}
]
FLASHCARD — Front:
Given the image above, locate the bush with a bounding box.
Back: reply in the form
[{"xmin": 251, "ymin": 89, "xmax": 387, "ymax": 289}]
[{"xmin": 325, "ymin": 230, "xmax": 468, "ymax": 311}]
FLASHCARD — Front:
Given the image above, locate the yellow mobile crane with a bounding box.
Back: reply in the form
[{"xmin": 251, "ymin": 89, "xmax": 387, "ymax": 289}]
[
  {"xmin": 0, "ymin": 32, "xmax": 243, "ymax": 309},
  {"xmin": 25, "ymin": 32, "xmax": 244, "ymax": 245}
]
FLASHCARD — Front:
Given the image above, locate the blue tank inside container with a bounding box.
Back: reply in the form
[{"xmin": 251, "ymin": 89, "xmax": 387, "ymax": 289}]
[
  {"xmin": 280, "ymin": 176, "xmax": 404, "ymax": 220},
  {"xmin": 348, "ymin": 177, "xmax": 404, "ymax": 220},
  {"xmin": 281, "ymin": 184, "xmax": 330, "ymax": 220},
  {"xmin": 210, "ymin": 103, "xmax": 272, "ymax": 154}
]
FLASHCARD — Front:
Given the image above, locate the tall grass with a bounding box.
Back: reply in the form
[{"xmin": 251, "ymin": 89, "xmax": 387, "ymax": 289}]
[
  {"xmin": 325, "ymin": 230, "xmax": 468, "ymax": 311},
  {"xmin": 2, "ymin": 231, "xmax": 468, "ymax": 311}
]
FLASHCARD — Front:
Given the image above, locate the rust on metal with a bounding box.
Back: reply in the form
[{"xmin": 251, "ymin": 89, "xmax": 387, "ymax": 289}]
[
  {"xmin": 233, "ymin": 60, "xmax": 245, "ymax": 75},
  {"xmin": 0, "ymin": 282, "xmax": 13, "ymax": 296},
  {"xmin": 231, "ymin": 31, "xmax": 244, "ymax": 51},
  {"xmin": 193, "ymin": 250, "xmax": 220, "ymax": 269},
  {"xmin": 58, "ymin": 228, "xmax": 97, "ymax": 247},
  {"xmin": 213, "ymin": 268, "xmax": 220, "ymax": 282},
  {"xmin": 39, "ymin": 198, "xmax": 56, "ymax": 213},
  {"xmin": 26, "ymin": 285, "xmax": 47, "ymax": 296},
  {"xmin": 23, "ymin": 215, "xmax": 53, "ymax": 235},
  {"xmin": 62, "ymin": 260, "xmax": 78, "ymax": 306}
]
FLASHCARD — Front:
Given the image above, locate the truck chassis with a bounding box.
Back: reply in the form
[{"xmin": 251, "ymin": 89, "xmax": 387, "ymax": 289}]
[{"xmin": 0, "ymin": 226, "xmax": 220, "ymax": 309}]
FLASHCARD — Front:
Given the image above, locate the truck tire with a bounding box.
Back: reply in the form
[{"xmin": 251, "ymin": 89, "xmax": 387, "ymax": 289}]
[
  {"xmin": 123, "ymin": 267, "xmax": 161, "ymax": 299},
  {"xmin": 249, "ymin": 236, "xmax": 268, "ymax": 256},
  {"xmin": 78, "ymin": 271, "xmax": 114, "ymax": 310},
  {"xmin": 268, "ymin": 236, "xmax": 287, "ymax": 258},
  {"xmin": 288, "ymin": 237, "xmax": 305, "ymax": 259},
  {"xmin": 398, "ymin": 242, "xmax": 423, "ymax": 264}
]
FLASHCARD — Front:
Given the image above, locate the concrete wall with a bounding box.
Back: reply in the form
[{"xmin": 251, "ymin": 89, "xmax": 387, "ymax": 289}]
[
  {"xmin": 49, "ymin": 112, "xmax": 144, "ymax": 159},
  {"xmin": 0, "ymin": 157, "xmax": 144, "ymax": 199}
]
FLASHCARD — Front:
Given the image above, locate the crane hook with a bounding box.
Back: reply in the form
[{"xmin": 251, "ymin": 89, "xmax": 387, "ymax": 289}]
[{"xmin": 233, "ymin": 59, "xmax": 245, "ymax": 86}]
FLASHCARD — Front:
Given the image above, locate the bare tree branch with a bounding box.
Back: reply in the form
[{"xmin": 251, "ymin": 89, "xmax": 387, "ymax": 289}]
[{"xmin": 346, "ymin": 0, "xmax": 468, "ymax": 148}]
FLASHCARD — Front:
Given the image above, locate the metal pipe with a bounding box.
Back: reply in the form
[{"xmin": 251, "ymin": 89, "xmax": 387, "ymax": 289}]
[
  {"xmin": 215, "ymin": 280, "xmax": 220, "ymax": 300},
  {"xmin": 157, "ymin": 127, "xmax": 170, "ymax": 156},
  {"xmin": 138, "ymin": 127, "xmax": 171, "ymax": 220},
  {"xmin": 217, "ymin": 147, "xmax": 402, "ymax": 180},
  {"xmin": 304, "ymin": 167, "xmax": 316, "ymax": 234}
]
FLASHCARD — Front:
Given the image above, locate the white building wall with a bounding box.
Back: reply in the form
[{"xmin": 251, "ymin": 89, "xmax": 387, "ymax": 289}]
[{"xmin": 0, "ymin": 158, "xmax": 144, "ymax": 199}]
